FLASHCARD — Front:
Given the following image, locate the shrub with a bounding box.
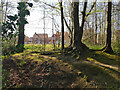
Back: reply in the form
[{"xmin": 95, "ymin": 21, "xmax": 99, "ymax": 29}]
[{"xmin": 2, "ymin": 43, "xmax": 17, "ymax": 56}]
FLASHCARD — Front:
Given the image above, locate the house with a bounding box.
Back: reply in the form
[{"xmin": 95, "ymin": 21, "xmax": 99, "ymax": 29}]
[
  {"xmin": 48, "ymin": 37, "xmax": 52, "ymax": 44},
  {"xmin": 25, "ymin": 36, "xmax": 29, "ymax": 44},
  {"xmin": 32, "ymin": 32, "xmax": 48, "ymax": 44},
  {"xmin": 29, "ymin": 37, "xmax": 33, "ymax": 43},
  {"xmin": 48, "ymin": 32, "xmax": 70, "ymax": 45},
  {"xmin": 24, "ymin": 32, "xmax": 70, "ymax": 45},
  {"xmin": 24, "ymin": 36, "xmax": 33, "ymax": 44},
  {"xmin": 25, "ymin": 36, "xmax": 30, "ymax": 44}
]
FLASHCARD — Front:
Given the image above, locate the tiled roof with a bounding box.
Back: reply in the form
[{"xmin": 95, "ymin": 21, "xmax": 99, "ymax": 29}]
[{"xmin": 33, "ymin": 33, "xmax": 48, "ymax": 39}]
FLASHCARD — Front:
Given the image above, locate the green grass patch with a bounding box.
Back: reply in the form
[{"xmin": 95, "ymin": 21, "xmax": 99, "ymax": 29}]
[{"xmin": 88, "ymin": 44, "xmax": 104, "ymax": 50}]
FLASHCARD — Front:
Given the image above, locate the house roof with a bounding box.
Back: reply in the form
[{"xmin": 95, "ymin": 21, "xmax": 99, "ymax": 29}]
[
  {"xmin": 33, "ymin": 33, "xmax": 48, "ymax": 39},
  {"xmin": 52, "ymin": 32, "xmax": 69, "ymax": 38},
  {"xmin": 30, "ymin": 37, "xmax": 33, "ymax": 39},
  {"xmin": 25, "ymin": 35, "xmax": 30, "ymax": 40}
]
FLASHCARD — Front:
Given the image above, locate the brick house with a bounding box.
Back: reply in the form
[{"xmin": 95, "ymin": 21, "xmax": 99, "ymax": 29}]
[
  {"xmin": 24, "ymin": 32, "xmax": 69, "ymax": 45},
  {"xmin": 25, "ymin": 36, "xmax": 32, "ymax": 44},
  {"xmin": 48, "ymin": 32, "xmax": 69, "ymax": 45},
  {"xmin": 32, "ymin": 32, "xmax": 48, "ymax": 44}
]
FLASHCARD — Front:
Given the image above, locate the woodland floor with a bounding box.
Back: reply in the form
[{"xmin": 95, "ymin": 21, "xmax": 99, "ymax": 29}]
[{"xmin": 2, "ymin": 44, "xmax": 120, "ymax": 88}]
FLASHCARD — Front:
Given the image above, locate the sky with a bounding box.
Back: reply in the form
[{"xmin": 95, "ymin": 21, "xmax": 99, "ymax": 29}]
[
  {"xmin": 24, "ymin": 0, "xmax": 61, "ymax": 37},
  {"xmin": 4, "ymin": 0, "xmax": 62, "ymax": 37},
  {"xmin": 24, "ymin": 1, "xmax": 55, "ymax": 37}
]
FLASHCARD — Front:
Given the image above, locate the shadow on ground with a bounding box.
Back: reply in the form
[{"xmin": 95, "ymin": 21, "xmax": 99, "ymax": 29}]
[
  {"xmin": 2, "ymin": 52, "xmax": 84, "ymax": 88},
  {"xmin": 55, "ymin": 51, "xmax": 120, "ymax": 88}
]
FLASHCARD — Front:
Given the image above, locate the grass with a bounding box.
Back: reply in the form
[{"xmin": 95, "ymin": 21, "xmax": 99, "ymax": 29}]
[
  {"xmin": 56, "ymin": 51, "xmax": 120, "ymax": 88},
  {"xmin": 88, "ymin": 44, "xmax": 105, "ymax": 50},
  {"xmin": 24, "ymin": 44, "xmax": 61, "ymax": 52},
  {"xmin": 2, "ymin": 44, "xmax": 120, "ymax": 88}
]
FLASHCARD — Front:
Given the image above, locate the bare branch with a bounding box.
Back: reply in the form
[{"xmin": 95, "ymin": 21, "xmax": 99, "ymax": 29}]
[
  {"xmin": 63, "ymin": 16, "xmax": 72, "ymax": 34},
  {"xmin": 41, "ymin": 1, "xmax": 60, "ymax": 10},
  {"xmin": 86, "ymin": 1, "xmax": 97, "ymax": 17}
]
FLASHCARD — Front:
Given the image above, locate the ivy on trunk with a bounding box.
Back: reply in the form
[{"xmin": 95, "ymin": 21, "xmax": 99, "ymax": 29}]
[{"xmin": 17, "ymin": 2, "xmax": 33, "ymax": 52}]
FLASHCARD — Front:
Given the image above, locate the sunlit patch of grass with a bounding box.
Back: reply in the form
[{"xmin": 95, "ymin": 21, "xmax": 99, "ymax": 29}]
[
  {"xmin": 88, "ymin": 45, "xmax": 104, "ymax": 50},
  {"xmin": 12, "ymin": 53, "xmax": 23, "ymax": 56},
  {"xmin": 86, "ymin": 51, "xmax": 120, "ymax": 66},
  {"xmin": 95, "ymin": 51, "xmax": 120, "ymax": 62},
  {"xmin": 55, "ymin": 51, "xmax": 120, "ymax": 88},
  {"xmin": 87, "ymin": 57, "xmax": 119, "ymax": 72},
  {"xmin": 70, "ymin": 61, "xmax": 120, "ymax": 88},
  {"xmin": 87, "ymin": 57, "xmax": 96, "ymax": 62},
  {"xmin": 24, "ymin": 44, "xmax": 56, "ymax": 52}
]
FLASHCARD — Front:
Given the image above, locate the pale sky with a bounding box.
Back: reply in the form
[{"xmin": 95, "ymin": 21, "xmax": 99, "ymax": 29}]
[
  {"xmin": 25, "ymin": 0, "xmax": 61, "ymax": 37},
  {"xmin": 25, "ymin": 1, "xmax": 54, "ymax": 37},
  {"xmin": 5, "ymin": 0, "xmax": 62, "ymax": 37}
]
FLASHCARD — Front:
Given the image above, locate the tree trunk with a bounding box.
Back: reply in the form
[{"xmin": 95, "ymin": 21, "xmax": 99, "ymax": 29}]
[
  {"xmin": 103, "ymin": 1, "xmax": 113, "ymax": 53},
  {"xmin": 59, "ymin": 0, "xmax": 64, "ymax": 50},
  {"xmin": 0, "ymin": 1, "xmax": 3, "ymax": 24},
  {"xmin": 17, "ymin": 17, "xmax": 25, "ymax": 52},
  {"xmin": 72, "ymin": 0, "xmax": 88, "ymax": 52},
  {"xmin": 94, "ymin": 4, "xmax": 98, "ymax": 45},
  {"xmin": 72, "ymin": 2, "xmax": 80, "ymax": 48},
  {"xmin": 80, "ymin": 1, "xmax": 87, "ymax": 42},
  {"xmin": 69, "ymin": 33, "xmax": 73, "ymax": 47},
  {"xmin": 72, "ymin": 1, "xmax": 89, "ymax": 51}
]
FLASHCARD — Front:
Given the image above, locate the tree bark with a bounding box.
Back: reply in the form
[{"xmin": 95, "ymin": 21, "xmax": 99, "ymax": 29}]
[
  {"xmin": 80, "ymin": 1, "xmax": 87, "ymax": 42},
  {"xmin": 71, "ymin": 1, "xmax": 89, "ymax": 52},
  {"xmin": 95, "ymin": 3, "xmax": 98, "ymax": 45},
  {"xmin": 59, "ymin": 0, "xmax": 64, "ymax": 50},
  {"xmin": 17, "ymin": 17, "xmax": 25, "ymax": 52},
  {"xmin": 72, "ymin": 2, "xmax": 80, "ymax": 48},
  {"xmin": 103, "ymin": 0, "xmax": 113, "ymax": 53}
]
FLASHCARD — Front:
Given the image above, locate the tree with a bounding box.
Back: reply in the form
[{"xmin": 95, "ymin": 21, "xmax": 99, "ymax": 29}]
[
  {"xmin": 59, "ymin": 0, "xmax": 64, "ymax": 50},
  {"xmin": 0, "ymin": 1, "xmax": 4, "ymax": 24},
  {"xmin": 17, "ymin": 2, "xmax": 33, "ymax": 52},
  {"xmin": 72, "ymin": 1, "xmax": 80, "ymax": 48},
  {"xmin": 102, "ymin": 0, "xmax": 113, "ymax": 53},
  {"xmin": 71, "ymin": 0, "xmax": 89, "ymax": 52},
  {"xmin": 63, "ymin": 1, "xmax": 96, "ymax": 47},
  {"xmin": 94, "ymin": 3, "xmax": 98, "ymax": 45},
  {"xmin": 2, "ymin": 14, "xmax": 18, "ymax": 42}
]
